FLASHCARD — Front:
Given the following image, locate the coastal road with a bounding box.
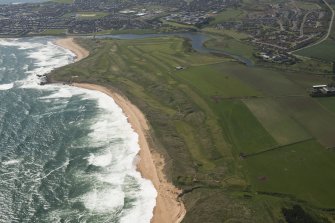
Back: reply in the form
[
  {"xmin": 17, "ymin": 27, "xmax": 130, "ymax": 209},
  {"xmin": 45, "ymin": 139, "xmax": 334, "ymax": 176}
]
[{"xmin": 291, "ymin": 0, "xmax": 334, "ymax": 53}]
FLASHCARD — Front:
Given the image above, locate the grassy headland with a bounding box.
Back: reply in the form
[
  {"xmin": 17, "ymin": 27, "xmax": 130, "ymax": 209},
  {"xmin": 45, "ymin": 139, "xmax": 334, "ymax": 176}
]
[{"xmin": 50, "ymin": 36, "xmax": 335, "ymax": 222}]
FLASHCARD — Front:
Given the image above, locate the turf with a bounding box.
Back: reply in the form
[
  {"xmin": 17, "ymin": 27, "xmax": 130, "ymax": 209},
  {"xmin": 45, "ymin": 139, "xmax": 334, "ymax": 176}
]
[
  {"xmin": 275, "ymin": 97, "xmax": 335, "ymax": 148},
  {"xmin": 204, "ymin": 36, "xmax": 256, "ymax": 63},
  {"xmin": 296, "ymin": 39, "xmax": 335, "ymax": 62},
  {"xmin": 317, "ymin": 97, "xmax": 335, "ymax": 114},
  {"xmin": 210, "ymin": 8, "xmax": 246, "ymax": 25},
  {"xmin": 244, "ymin": 139, "xmax": 335, "ymax": 208},
  {"xmin": 51, "ymin": 0, "xmax": 73, "ymax": 3},
  {"xmin": 176, "ymin": 64, "xmax": 261, "ymax": 98},
  {"xmin": 243, "ymin": 98, "xmax": 311, "ymax": 145},
  {"xmin": 39, "ymin": 29, "xmax": 67, "ymax": 35},
  {"xmin": 212, "ymin": 99, "xmax": 278, "ymax": 154}
]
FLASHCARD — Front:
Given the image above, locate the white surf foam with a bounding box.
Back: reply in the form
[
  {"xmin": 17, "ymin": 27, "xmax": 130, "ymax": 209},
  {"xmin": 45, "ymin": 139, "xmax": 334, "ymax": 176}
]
[
  {"xmin": 0, "ymin": 83, "xmax": 14, "ymax": 90},
  {"xmin": 82, "ymin": 187, "xmax": 125, "ymax": 213},
  {"xmin": 87, "ymin": 152, "xmax": 113, "ymax": 167},
  {"xmin": 0, "ymin": 38, "xmax": 157, "ymax": 222},
  {"xmin": 0, "ymin": 38, "xmax": 75, "ymax": 89},
  {"xmin": 76, "ymin": 88, "xmax": 157, "ymax": 222},
  {"xmin": 2, "ymin": 159, "xmax": 20, "ymax": 165}
]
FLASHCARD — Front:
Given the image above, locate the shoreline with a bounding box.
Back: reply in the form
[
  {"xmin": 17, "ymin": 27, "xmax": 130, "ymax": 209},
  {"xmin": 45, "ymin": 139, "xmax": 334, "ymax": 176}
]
[
  {"xmin": 54, "ymin": 38, "xmax": 186, "ymax": 223},
  {"xmin": 54, "ymin": 38, "xmax": 89, "ymax": 62}
]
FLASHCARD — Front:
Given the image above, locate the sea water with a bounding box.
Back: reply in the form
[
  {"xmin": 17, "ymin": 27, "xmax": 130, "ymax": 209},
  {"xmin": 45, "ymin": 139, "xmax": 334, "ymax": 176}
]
[
  {"xmin": 0, "ymin": 0, "xmax": 48, "ymax": 4},
  {"xmin": 0, "ymin": 37, "xmax": 157, "ymax": 222}
]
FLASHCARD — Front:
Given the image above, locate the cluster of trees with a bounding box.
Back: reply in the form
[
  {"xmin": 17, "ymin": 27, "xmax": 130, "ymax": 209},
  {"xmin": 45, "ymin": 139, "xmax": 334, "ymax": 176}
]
[{"xmin": 282, "ymin": 205, "xmax": 318, "ymax": 223}]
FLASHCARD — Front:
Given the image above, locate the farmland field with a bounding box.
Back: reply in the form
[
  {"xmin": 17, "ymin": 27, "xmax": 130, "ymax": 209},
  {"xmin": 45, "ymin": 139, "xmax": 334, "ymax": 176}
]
[
  {"xmin": 243, "ymin": 98, "xmax": 311, "ymax": 145},
  {"xmin": 244, "ymin": 139, "xmax": 335, "ymax": 208},
  {"xmin": 296, "ymin": 39, "xmax": 335, "ymax": 62}
]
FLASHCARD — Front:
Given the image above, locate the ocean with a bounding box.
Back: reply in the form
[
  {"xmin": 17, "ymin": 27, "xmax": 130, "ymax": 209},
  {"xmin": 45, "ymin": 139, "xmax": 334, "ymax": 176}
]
[
  {"xmin": 0, "ymin": 0, "xmax": 48, "ymax": 4},
  {"xmin": 0, "ymin": 37, "xmax": 157, "ymax": 222}
]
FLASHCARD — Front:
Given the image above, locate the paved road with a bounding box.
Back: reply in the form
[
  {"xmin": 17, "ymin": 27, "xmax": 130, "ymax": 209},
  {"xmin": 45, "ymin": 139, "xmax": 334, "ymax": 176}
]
[{"xmin": 291, "ymin": 0, "xmax": 334, "ymax": 53}]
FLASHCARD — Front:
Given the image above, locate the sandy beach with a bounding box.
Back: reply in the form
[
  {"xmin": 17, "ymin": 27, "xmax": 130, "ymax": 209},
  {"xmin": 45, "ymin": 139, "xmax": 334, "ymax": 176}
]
[
  {"xmin": 54, "ymin": 38, "xmax": 186, "ymax": 223},
  {"xmin": 55, "ymin": 38, "xmax": 89, "ymax": 62}
]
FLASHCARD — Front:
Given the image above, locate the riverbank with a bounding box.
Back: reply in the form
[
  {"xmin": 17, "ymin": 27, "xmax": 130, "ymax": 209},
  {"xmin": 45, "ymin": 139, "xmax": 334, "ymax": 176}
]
[{"xmin": 54, "ymin": 38, "xmax": 186, "ymax": 223}]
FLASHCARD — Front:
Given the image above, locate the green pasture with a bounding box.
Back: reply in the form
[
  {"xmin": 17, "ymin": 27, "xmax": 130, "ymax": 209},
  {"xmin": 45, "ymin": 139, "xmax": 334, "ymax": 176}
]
[
  {"xmin": 76, "ymin": 12, "xmax": 109, "ymax": 20},
  {"xmin": 202, "ymin": 28, "xmax": 250, "ymax": 40},
  {"xmin": 204, "ymin": 36, "xmax": 255, "ymax": 62},
  {"xmin": 39, "ymin": 29, "xmax": 67, "ymax": 35},
  {"xmin": 212, "ymin": 100, "xmax": 277, "ymax": 154},
  {"xmin": 275, "ymin": 97, "xmax": 335, "ymax": 148},
  {"xmin": 243, "ymin": 98, "xmax": 311, "ymax": 145},
  {"xmin": 210, "ymin": 8, "xmax": 246, "ymax": 25},
  {"xmin": 293, "ymin": 1, "xmax": 321, "ymax": 10},
  {"xmin": 176, "ymin": 64, "xmax": 260, "ymax": 98},
  {"xmin": 211, "ymin": 62, "xmax": 307, "ymax": 96},
  {"xmin": 244, "ymin": 139, "xmax": 335, "ymax": 208},
  {"xmin": 296, "ymin": 39, "xmax": 335, "ymax": 62},
  {"xmin": 51, "ymin": 0, "xmax": 73, "ymax": 3},
  {"xmin": 317, "ymin": 97, "xmax": 335, "ymax": 114}
]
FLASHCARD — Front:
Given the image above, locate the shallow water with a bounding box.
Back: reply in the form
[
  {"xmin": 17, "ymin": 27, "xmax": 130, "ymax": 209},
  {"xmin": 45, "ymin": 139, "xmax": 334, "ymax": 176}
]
[{"xmin": 0, "ymin": 37, "xmax": 156, "ymax": 223}]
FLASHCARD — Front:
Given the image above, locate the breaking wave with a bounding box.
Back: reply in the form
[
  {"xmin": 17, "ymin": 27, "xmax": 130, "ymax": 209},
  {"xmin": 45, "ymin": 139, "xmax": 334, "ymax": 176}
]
[{"xmin": 0, "ymin": 37, "xmax": 156, "ymax": 222}]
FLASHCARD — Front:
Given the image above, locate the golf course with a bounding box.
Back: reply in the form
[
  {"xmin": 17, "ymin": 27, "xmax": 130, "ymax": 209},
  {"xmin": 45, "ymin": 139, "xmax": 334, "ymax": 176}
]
[{"xmin": 51, "ymin": 35, "xmax": 335, "ymax": 222}]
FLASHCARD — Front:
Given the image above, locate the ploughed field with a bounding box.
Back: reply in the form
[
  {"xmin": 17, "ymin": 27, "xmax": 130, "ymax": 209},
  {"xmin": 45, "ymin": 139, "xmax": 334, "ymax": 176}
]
[{"xmin": 51, "ymin": 37, "xmax": 335, "ymax": 222}]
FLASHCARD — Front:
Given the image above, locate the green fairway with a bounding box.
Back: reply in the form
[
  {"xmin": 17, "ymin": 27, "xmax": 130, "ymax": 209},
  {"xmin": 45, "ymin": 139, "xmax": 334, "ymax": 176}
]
[{"xmin": 244, "ymin": 139, "xmax": 335, "ymax": 207}]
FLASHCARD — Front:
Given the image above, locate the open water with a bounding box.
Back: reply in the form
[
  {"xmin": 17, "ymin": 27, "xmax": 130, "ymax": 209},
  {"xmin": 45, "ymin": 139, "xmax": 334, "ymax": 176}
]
[
  {"xmin": 0, "ymin": 0, "xmax": 48, "ymax": 4},
  {"xmin": 0, "ymin": 37, "xmax": 156, "ymax": 222}
]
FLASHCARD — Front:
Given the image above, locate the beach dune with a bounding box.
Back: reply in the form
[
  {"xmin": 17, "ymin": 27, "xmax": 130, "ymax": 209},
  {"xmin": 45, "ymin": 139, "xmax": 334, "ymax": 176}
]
[{"xmin": 54, "ymin": 37, "xmax": 186, "ymax": 223}]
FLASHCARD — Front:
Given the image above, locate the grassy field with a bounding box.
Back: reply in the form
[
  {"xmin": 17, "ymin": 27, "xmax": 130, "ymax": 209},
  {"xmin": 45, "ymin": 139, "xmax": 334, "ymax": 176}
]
[
  {"xmin": 210, "ymin": 8, "xmax": 246, "ymax": 25},
  {"xmin": 244, "ymin": 139, "xmax": 335, "ymax": 208},
  {"xmin": 204, "ymin": 36, "xmax": 256, "ymax": 63},
  {"xmin": 62, "ymin": 12, "xmax": 109, "ymax": 20},
  {"xmin": 76, "ymin": 12, "xmax": 109, "ymax": 20},
  {"xmin": 317, "ymin": 97, "xmax": 335, "ymax": 113},
  {"xmin": 51, "ymin": 36, "xmax": 335, "ymax": 222},
  {"xmin": 51, "ymin": 0, "xmax": 73, "ymax": 3},
  {"xmin": 161, "ymin": 20, "xmax": 198, "ymax": 30},
  {"xmin": 243, "ymin": 98, "xmax": 311, "ymax": 145},
  {"xmin": 39, "ymin": 29, "xmax": 67, "ymax": 36},
  {"xmin": 202, "ymin": 27, "xmax": 250, "ymax": 40},
  {"xmin": 295, "ymin": 0, "xmax": 335, "ymax": 62},
  {"xmin": 296, "ymin": 39, "xmax": 335, "ymax": 62},
  {"xmin": 293, "ymin": 1, "xmax": 321, "ymax": 10}
]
